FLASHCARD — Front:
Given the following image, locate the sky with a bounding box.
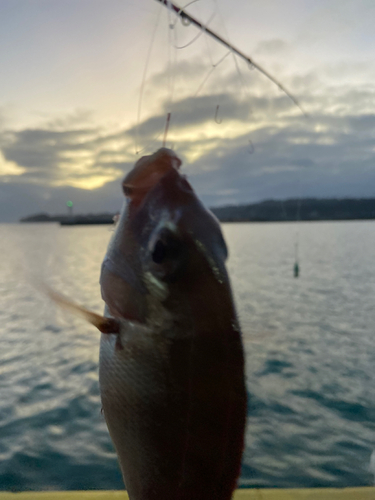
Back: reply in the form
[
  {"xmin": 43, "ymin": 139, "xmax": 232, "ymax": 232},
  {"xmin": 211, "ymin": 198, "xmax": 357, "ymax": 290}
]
[{"xmin": 0, "ymin": 0, "xmax": 375, "ymax": 221}]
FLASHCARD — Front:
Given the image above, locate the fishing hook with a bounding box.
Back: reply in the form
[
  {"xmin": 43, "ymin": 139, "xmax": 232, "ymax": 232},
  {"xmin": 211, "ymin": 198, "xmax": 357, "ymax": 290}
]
[{"xmin": 214, "ymin": 105, "xmax": 222, "ymax": 124}]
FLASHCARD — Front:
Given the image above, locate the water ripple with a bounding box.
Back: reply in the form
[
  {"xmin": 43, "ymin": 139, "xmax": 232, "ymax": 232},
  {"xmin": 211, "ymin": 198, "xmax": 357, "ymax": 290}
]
[{"xmin": 1, "ymin": 222, "xmax": 375, "ymax": 489}]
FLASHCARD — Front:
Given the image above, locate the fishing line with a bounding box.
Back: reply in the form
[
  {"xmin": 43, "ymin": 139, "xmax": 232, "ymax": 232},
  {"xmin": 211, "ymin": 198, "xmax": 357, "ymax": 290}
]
[
  {"xmin": 201, "ymin": 0, "xmax": 255, "ymax": 146},
  {"xmin": 135, "ymin": 2, "xmax": 175, "ymax": 155},
  {"xmin": 294, "ymin": 241, "xmax": 300, "ymax": 277},
  {"xmin": 173, "ymin": 10, "xmax": 217, "ymax": 49},
  {"xmin": 193, "ymin": 50, "xmax": 231, "ymax": 96},
  {"xmin": 135, "ymin": 2, "xmax": 163, "ymax": 155},
  {"xmin": 169, "ymin": 22, "xmax": 178, "ymax": 107},
  {"xmin": 278, "ymin": 199, "xmax": 296, "ymax": 277},
  {"xmin": 167, "ymin": 1, "xmax": 173, "ymax": 101},
  {"xmin": 293, "ymin": 178, "xmax": 302, "ymax": 278},
  {"xmin": 169, "ymin": 0, "xmax": 183, "ymax": 110},
  {"xmin": 197, "ymin": 0, "xmax": 225, "ymax": 118},
  {"xmin": 165, "ymin": 1, "xmax": 179, "ymax": 149},
  {"xmin": 157, "ymin": 0, "xmax": 309, "ymax": 158},
  {"xmin": 155, "ymin": 1, "xmax": 308, "ymax": 286},
  {"xmin": 166, "ymin": 0, "xmax": 179, "ymax": 108},
  {"xmin": 163, "ymin": 112, "xmax": 172, "ymax": 146},
  {"xmin": 279, "ymin": 198, "xmax": 289, "ymax": 221},
  {"xmin": 156, "ymin": 0, "xmax": 306, "ymax": 116},
  {"xmin": 211, "ymin": 0, "xmax": 252, "ymax": 105},
  {"xmin": 279, "ymin": 191, "xmax": 302, "ymax": 278},
  {"xmin": 135, "ymin": 132, "xmax": 164, "ymax": 156},
  {"xmin": 202, "ymin": 18, "xmax": 214, "ymax": 66},
  {"xmin": 166, "ymin": 0, "xmax": 221, "ymax": 142}
]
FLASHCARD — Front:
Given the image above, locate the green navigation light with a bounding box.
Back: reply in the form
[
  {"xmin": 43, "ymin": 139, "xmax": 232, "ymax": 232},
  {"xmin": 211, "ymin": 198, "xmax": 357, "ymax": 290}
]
[{"xmin": 66, "ymin": 201, "xmax": 73, "ymax": 208}]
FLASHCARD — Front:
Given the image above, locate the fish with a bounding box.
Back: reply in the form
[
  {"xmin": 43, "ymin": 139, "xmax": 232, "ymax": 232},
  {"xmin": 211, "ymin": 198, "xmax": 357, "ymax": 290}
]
[
  {"xmin": 50, "ymin": 148, "xmax": 247, "ymax": 499},
  {"xmin": 98, "ymin": 148, "xmax": 247, "ymax": 500}
]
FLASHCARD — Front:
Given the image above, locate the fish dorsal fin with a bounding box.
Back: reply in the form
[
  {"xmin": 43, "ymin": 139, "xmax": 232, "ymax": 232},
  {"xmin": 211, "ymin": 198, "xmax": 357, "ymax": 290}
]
[{"xmin": 123, "ymin": 148, "xmax": 181, "ymax": 206}]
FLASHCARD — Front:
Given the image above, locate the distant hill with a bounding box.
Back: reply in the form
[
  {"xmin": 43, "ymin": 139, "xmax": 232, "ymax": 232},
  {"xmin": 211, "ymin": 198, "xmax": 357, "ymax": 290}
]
[
  {"xmin": 210, "ymin": 198, "xmax": 375, "ymax": 222},
  {"xmin": 20, "ymin": 198, "xmax": 375, "ymax": 224},
  {"xmin": 20, "ymin": 212, "xmax": 115, "ymax": 225}
]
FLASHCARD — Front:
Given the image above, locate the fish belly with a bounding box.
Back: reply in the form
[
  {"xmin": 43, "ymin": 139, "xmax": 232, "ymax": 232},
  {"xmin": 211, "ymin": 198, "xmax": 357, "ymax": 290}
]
[{"xmin": 99, "ymin": 330, "xmax": 246, "ymax": 500}]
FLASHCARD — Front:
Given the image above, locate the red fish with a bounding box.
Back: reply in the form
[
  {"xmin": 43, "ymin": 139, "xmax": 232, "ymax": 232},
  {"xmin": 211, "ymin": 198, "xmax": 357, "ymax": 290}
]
[{"xmin": 99, "ymin": 148, "xmax": 246, "ymax": 499}]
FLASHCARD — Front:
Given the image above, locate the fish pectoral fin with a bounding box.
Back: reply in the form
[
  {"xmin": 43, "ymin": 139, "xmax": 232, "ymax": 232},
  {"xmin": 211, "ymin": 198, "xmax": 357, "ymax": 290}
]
[{"xmin": 44, "ymin": 284, "xmax": 120, "ymax": 334}]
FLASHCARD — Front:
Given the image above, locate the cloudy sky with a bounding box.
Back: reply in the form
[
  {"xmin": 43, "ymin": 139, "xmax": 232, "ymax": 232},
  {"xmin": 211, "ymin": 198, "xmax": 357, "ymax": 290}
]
[{"xmin": 0, "ymin": 0, "xmax": 375, "ymax": 221}]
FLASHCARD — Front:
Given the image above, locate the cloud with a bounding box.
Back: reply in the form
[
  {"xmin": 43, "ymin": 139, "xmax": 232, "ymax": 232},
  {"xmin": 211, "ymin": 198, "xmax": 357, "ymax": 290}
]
[
  {"xmin": 254, "ymin": 39, "xmax": 290, "ymax": 56},
  {"xmin": 2, "ymin": 128, "xmax": 94, "ymax": 169},
  {"xmin": 0, "ymin": 121, "xmax": 135, "ymax": 190},
  {"xmin": 1, "ymin": 56, "xmax": 375, "ymax": 222},
  {"xmin": 0, "ymin": 150, "xmax": 25, "ymax": 176},
  {"xmin": 131, "ymin": 92, "xmax": 254, "ymax": 141}
]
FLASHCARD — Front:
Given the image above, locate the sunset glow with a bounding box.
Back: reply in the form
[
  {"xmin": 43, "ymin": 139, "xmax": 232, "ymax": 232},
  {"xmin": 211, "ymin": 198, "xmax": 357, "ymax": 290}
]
[{"xmin": 0, "ymin": 0, "xmax": 374, "ymax": 220}]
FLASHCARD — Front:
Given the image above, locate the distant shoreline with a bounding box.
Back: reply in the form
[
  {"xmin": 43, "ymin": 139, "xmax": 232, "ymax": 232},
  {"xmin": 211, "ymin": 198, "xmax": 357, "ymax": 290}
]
[{"xmin": 20, "ymin": 197, "xmax": 375, "ymax": 225}]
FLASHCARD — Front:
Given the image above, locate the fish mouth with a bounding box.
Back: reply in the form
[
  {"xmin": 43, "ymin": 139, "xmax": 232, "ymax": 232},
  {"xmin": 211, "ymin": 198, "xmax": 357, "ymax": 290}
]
[{"xmin": 122, "ymin": 148, "xmax": 182, "ymax": 207}]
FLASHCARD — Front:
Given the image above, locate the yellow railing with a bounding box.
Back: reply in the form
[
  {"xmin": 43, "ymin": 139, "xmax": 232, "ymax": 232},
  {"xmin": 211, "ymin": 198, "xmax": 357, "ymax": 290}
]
[{"xmin": 0, "ymin": 488, "xmax": 374, "ymax": 499}]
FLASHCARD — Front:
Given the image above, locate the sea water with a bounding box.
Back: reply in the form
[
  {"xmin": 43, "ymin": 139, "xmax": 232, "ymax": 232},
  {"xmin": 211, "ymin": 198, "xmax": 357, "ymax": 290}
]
[{"xmin": 0, "ymin": 221, "xmax": 375, "ymax": 490}]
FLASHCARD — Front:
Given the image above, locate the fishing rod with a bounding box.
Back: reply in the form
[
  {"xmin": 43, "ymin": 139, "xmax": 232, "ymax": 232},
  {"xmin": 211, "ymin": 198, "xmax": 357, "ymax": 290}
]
[{"xmin": 154, "ymin": 0, "xmax": 306, "ymax": 116}]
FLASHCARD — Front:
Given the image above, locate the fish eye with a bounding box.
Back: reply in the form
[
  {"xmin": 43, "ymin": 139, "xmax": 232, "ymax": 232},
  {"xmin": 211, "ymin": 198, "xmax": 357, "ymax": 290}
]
[
  {"xmin": 150, "ymin": 230, "xmax": 183, "ymax": 265},
  {"xmin": 152, "ymin": 240, "xmax": 167, "ymax": 264}
]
